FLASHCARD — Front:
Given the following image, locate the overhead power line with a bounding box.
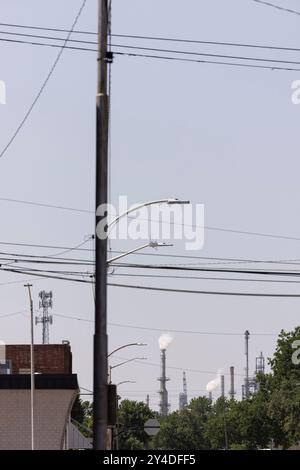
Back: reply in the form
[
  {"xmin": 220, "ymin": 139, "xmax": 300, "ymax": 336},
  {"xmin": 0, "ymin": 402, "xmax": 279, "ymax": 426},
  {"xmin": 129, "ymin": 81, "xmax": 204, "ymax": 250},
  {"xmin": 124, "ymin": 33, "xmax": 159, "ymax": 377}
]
[
  {"xmin": 251, "ymin": 0, "xmax": 300, "ymax": 16},
  {"xmin": 0, "ymin": 0, "xmax": 87, "ymax": 160},
  {"xmin": 2, "ymin": 36, "xmax": 300, "ymax": 73},
  {"xmin": 0, "ymin": 22, "xmax": 97, "ymax": 36},
  {"xmin": 0, "ymin": 196, "xmax": 93, "ymax": 214},
  {"xmin": 3, "ymin": 195, "xmax": 300, "ymax": 244},
  {"xmin": 108, "ymin": 321, "xmax": 277, "ymax": 337},
  {"xmin": 3, "ymin": 30, "xmax": 300, "ymax": 67},
  {"xmin": 113, "ymin": 355, "xmax": 244, "ymax": 377},
  {"xmin": 113, "ymin": 272, "xmax": 300, "ymax": 284},
  {"xmin": 0, "ymin": 310, "xmax": 27, "ymax": 319},
  {"xmin": 114, "ymin": 51, "xmax": 300, "ymax": 72},
  {"xmin": 112, "ymin": 262, "xmax": 300, "ymax": 277},
  {"xmin": 108, "ymin": 281, "xmax": 300, "ymax": 298},
  {"xmin": 3, "ymin": 22, "xmax": 300, "ymax": 54},
  {"xmin": 54, "ymin": 313, "xmax": 278, "ymax": 336},
  {"xmin": 112, "ymin": 43, "xmax": 300, "ymax": 66},
  {"xmin": 0, "ymin": 266, "xmax": 92, "ymax": 284}
]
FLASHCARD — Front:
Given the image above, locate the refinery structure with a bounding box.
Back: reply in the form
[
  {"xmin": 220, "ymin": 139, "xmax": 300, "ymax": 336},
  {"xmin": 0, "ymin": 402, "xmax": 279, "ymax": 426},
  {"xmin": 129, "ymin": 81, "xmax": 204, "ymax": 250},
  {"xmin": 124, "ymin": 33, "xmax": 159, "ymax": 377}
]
[{"xmin": 155, "ymin": 330, "xmax": 266, "ymax": 413}]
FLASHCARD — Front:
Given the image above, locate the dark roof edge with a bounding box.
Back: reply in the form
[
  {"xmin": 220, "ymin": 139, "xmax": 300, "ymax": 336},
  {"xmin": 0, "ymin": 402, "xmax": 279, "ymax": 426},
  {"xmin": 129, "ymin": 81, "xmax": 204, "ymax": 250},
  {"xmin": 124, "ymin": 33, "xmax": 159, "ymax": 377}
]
[{"xmin": 0, "ymin": 374, "xmax": 78, "ymax": 390}]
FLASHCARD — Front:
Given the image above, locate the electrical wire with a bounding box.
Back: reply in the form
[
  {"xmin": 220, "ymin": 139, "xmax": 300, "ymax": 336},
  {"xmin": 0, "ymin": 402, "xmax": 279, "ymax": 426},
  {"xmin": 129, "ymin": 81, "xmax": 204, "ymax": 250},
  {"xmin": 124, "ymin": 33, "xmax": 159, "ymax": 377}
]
[
  {"xmin": 0, "ymin": 23, "xmax": 97, "ymax": 36},
  {"xmin": 112, "ymin": 43, "xmax": 300, "ymax": 66},
  {"xmin": 0, "ymin": 196, "xmax": 93, "ymax": 214},
  {"xmin": 0, "ymin": 0, "xmax": 87, "ymax": 160},
  {"xmin": 0, "ymin": 36, "xmax": 95, "ymax": 52},
  {"xmin": 250, "ymin": 0, "xmax": 300, "ymax": 16},
  {"xmin": 108, "ymin": 321, "xmax": 277, "ymax": 336},
  {"xmin": 112, "ymin": 355, "xmax": 244, "ymax": 377},
  {"xmin": 54, "ymin": 313, "xmax": 278, "ymax": 336},
  {"xmin": 112, "ymin": 272, "xmax": 300, "ymax": 285},
  {"xmin": 3, "ymin": 30, "xmax": 300, "ymax": 67},
  {"xmin": 0, "ymin": 266, "xmax": 92, "ymax": 283},
  {"xmin": 111, "ymin": 262, "xmax": 300, "ymax": 276},
  {"xmin": 1, "ymin": 36, "xmax": 300, "ymax": 72},
  {"xmin": 108, "ymin": 281, "xmax": 300, "ymax": 298},
  {"xmin": 3, "ymin": 23, "xmax": 300, "ymax": 54},
  {"xmin": 114, "ymin": 51, "xmax": 300, "ymax": 72},
  {"xmin": 0, "ymin": 310, "xmax": 27, "ymax": 319},
  {"xmin": 3, "ymin": 195, "xmax": 300, "ymax": 244}
]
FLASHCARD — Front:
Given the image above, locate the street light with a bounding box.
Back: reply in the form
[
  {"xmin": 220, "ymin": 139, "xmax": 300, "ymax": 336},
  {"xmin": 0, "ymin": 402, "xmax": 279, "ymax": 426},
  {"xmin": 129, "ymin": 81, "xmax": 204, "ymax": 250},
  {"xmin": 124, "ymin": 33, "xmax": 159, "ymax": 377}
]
[
  {"xmin": 109, "ymin": 357, "xmax": 147, "ymax": 383},
  {"xmin": 108, "ymin": 343, "xmax": 147, "ymax": 358},
  {"xmin": 117, "ymin": 381, "xmax": 136, "ymax": 386},
  {"xmin": 94, "ymin": 191, "xmax": 189, "ymax": 448},
  {"xmin": 107, "ymin": 198, "xmax": 190, "ymax": 233},
  {"xmin": 107, "ymin": 241, "xmax": 172, "ymax": 265}
]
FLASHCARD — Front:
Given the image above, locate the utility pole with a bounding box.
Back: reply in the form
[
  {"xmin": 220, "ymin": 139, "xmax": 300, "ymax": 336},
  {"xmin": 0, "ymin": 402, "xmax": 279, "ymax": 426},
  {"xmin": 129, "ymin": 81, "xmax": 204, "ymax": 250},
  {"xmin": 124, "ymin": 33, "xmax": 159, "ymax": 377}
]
[
  {"xmin": 24, "ymin": 283, "xmax": 35, "ymax": 451},
  {"xmin": 94, "ymin": 0, "xmax": 110, "ymax": 450}
]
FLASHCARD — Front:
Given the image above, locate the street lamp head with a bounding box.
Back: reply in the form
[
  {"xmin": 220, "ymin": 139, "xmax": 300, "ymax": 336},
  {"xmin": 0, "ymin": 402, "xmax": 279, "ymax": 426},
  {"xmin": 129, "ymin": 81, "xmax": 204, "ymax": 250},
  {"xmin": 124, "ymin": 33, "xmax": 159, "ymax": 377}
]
[
  {"xmin": 136, "ymin": 342, "xmax": 147, "ymax": 346},
  {"xmin": 167, "ymin": 198, "xmax": 190, "ymax": 205},
  {"xmin": 149, "ymin": 241, "xmax": 173, "ymax": 249}
]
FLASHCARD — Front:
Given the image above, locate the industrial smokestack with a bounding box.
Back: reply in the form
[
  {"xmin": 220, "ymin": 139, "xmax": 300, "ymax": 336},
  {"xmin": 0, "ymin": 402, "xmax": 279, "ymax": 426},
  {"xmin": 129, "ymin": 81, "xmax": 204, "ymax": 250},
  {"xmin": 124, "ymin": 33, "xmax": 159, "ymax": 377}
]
[
  {"xmin": 158, "ymin": 335, "xmax": 172, "ymax": 417},
  {"xmin": 208, "ymin": 391, "xmax": 213, "ymax": 402},
  {"xmin": 221, "ymin": 375, "xmax": 225, "ymax": 398},
  {"xmin": 229, "ymin": 366, "xmax": 235, "ymax": 400},
  {"xmin": 179, "ymin": 371, "xmax": 188, "ymax": 410},
  {"xmin": 244, "ymin": 330, "xmax": 250, "ymax": 399}
]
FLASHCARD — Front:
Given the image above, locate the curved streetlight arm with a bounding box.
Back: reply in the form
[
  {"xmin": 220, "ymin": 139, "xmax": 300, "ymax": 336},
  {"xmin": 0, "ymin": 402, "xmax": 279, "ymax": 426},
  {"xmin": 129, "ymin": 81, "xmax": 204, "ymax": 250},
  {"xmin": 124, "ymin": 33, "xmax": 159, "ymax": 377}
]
[
  {"xmin": 107, "ymin": 198, "xmax": 190, "ymax": 231},
  {"xmin": 107, "ymin": 241, "xmax": 172, "ymax": 265},
  {"xmin": 107, "ymin": 243, "xmax": 151, "ymax": 264},
  {"xmin": 108, "ymin": 343, "xmax": 147, "ymax": 358},
  {"xmin": 117, "ymin": 380, "xmax": 136, "ymax": 386},
  {"xmin": 110, "ymin": 357, "xmax": 146, "ymax": 370}
]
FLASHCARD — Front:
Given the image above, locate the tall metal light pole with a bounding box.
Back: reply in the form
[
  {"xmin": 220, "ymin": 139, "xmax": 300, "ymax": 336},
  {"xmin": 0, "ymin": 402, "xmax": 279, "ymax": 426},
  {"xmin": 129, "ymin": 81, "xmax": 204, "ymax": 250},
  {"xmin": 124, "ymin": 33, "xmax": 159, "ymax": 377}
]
[
  {"xmin": 24, "ymin": 283, "xmax": 34, "ymax": 451},
  {"xmin": 94, "ymin": 0, "xmax": 109, "ymax": 450}
]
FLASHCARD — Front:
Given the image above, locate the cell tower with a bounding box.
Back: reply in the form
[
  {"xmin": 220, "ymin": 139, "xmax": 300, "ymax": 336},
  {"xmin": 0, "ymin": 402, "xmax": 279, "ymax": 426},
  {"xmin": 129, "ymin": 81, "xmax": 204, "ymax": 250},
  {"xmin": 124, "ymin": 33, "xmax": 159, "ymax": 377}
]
[
  {"xmin": 179, "ymin": 371, "xmax": 188, "ymax": 410},
  {"xmin": 35, "ymin": 291, "xmax": 53, "ymax": 344}
]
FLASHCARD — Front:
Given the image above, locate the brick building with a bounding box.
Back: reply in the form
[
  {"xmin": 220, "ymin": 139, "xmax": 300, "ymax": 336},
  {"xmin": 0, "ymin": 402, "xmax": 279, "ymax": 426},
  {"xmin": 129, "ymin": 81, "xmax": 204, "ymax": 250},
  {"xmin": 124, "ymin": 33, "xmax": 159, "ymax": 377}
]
[
  {"xmin": 4, "ymin": 343, "xmax": 72, "ymax": 374},
  {"xmin": 0, "ymin": 342, "xmax": 79, "ymax": 450}
]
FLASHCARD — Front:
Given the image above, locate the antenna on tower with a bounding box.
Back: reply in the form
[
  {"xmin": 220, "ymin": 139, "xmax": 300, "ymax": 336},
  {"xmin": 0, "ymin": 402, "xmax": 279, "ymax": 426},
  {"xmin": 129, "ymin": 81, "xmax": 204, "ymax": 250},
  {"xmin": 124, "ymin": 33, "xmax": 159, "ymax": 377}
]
[{"xmin": 35, "ymin": 291, "xmax": 53, "ymax": 344}]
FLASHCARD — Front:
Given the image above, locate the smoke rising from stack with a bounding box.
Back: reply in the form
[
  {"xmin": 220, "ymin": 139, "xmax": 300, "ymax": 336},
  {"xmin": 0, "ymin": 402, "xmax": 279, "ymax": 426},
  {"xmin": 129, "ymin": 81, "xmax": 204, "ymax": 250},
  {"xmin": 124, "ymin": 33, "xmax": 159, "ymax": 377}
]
[
  {"xmin": 206, "ymin": 370, "xmax": 223, "ymax": 398},
  {"xmin": 159, "ymin": 334, "xmax": 173, "ymax": 350}
]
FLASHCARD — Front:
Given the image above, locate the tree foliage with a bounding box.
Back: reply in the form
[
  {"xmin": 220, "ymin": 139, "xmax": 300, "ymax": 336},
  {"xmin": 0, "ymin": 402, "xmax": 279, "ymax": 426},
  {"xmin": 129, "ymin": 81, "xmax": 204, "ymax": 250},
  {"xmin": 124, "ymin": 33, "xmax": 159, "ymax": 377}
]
[{"xmin": 118, "ymin": 399, "xmax": 156, "ymax": 450}]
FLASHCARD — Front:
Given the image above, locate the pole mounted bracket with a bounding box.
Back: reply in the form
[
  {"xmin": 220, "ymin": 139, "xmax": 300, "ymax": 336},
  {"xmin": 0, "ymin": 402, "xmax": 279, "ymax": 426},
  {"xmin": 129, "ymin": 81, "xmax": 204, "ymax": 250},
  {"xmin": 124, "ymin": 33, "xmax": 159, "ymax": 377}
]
[{"xmin": 105, "ymin": 52, "xmax": 114, "ymax": 63}]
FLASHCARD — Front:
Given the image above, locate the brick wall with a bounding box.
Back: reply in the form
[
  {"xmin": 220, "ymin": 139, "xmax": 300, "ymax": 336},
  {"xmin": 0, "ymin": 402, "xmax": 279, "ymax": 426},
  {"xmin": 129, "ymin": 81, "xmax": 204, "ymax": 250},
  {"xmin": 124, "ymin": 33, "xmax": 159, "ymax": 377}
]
[{"xmin": 5, "ymin": 344, "xmax": 72, "ymax": 374}]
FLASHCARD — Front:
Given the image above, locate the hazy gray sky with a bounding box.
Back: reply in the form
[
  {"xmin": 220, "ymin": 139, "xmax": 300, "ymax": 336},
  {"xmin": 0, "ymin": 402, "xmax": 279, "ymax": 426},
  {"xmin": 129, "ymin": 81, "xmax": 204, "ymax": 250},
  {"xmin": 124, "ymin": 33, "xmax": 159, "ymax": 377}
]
[{"xmin": 1, "ymin": 0, "xmax": 300, "ymax": 410}]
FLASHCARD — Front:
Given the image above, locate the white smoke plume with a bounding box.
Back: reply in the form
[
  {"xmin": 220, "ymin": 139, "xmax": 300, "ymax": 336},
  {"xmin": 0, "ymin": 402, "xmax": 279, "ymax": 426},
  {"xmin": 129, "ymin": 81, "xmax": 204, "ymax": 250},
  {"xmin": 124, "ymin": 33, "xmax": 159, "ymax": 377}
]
[
  {"xmin": 159, "ymin": 334, "xmax": 173, "ymax": 350},
  {"xmin": 206, "ymin": 369, "xmax": 223, "ymax": 393}
]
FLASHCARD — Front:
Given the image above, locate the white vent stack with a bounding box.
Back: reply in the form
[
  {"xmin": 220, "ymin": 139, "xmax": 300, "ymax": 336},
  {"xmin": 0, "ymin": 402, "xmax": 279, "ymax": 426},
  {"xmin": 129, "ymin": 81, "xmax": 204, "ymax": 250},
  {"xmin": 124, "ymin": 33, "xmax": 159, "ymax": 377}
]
[
  {"xmin": 158, "ymin": 334, "xmax": 172, "ymax": 416},
  {"xmin": 206, "ymin": 371, "xmax": 222, "ymax": 402},
  {"xmin": 229, "ymin": 366, "xmax": 235, "ymax": 400}
]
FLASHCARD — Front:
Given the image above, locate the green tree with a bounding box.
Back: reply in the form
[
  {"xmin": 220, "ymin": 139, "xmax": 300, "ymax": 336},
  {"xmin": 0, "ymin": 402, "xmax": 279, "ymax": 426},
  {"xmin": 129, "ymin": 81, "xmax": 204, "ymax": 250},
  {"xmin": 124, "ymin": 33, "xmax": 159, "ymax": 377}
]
[
  {"xmin": 71, "ymin": 397, "xmax": 93, "ymax": 436},
  {"xmin": 269, "ymin": 328, "xmax": 300, "ymax": 382},
  {"xmin": 154, "ymin": 397, "xmax": 211, "ymax": 450},
  {"xmin": 118, "ymin": 399, "xmax": 156, "ymax": 450}
]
